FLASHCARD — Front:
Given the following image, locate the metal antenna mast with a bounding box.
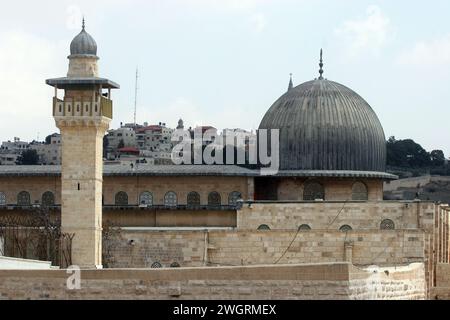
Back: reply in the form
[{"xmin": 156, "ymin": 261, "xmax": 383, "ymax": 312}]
[{"xmin": 134, "ymin": 67, "xmax": 139, "ymax": 127}]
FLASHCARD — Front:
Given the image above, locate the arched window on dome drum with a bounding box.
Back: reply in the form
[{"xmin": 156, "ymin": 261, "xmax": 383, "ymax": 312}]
[
  {"xmin": 17, "ymin": 191, "xmax": 31, "ymax": 206},
  {"xmin": 380, "ymin": 219, "xmax": 395, "ymax": 230},
  {"xmin": 170, "ymin": 262, "xmax": 180, "ymax": 268},
  {"xmin": 303, "ymin": 181, "xmax": 325, "ymax": 201},
  {"xmin": 164, "ymin": 191, "xmax": 177, "ymax": 207},
  {"xmin": 228, "ymin": 191, "xmax": 242, "ymax": 206},
  {"xmin": 0, "ymin": 192, "xmax": 6, "ymax": 206},
  {"xmin": 187, "ymin": 192, "xmax": 200, "ymax": 207},
  {"xmin": 139, "ymin": 192, "xmax": 153, "ymax": 206},
  {"xmin": 352, "ymin": 181, "xmax": 368, "ymax": 201},
  {"xmin": 339, "ymin": 225, "xmax": 352, "ymax": 232},
  {"xmin": 42, "ymin": 191, "xmax": 55, "ymax": 206},
  {"xmin": 208, "ymin": 192, "xmax": 221, "ymax": 207},
  {"xmin": 298, "ymin": 224, "xmax": 311, "ymax": 231},
  {"xmin": 257, "ymin": 224, "xmax": 271, "ymax": 231},
  {"xmin": 115, "ymin": 191, "xmax": 128, "ymax": 206}
]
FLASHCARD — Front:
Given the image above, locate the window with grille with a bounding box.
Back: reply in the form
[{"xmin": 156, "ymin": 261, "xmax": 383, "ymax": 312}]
[
  {"xmin": 139, "ymin": 192, "xmax": 153, "ymax": 206},
  {"xmin": 17, "ymin": 191, "xmax": 31, "ymax": 206},
  {"xmin": 42, "ymin": 191, "xmax": 55, "ymax": 206},
  {"xmin": 228, "ymin": 191, "xmax": 242, "ymax": 206},
  {"xmin": 303, "ymin": 181, "xmax": 325, "ymax": 200},
  {"xmin": 208, "ymin": 192, "xmax": 221, "ymax": 207},
  {"xmin": 164, "ymin": 191, "xmax": 177, "ymax": 207},
  {"xmin": 380, "ymin": 219, "xmax": 395, "ymax": 230},
  {"xmin": 115, "ymin": 191, "xmax": 129, "ymax": 206},
  {"xmin": 339, "ymin": 225, "xmax": 352, "ymax": 232},
  {"xmin": 187, "ymin": 192, "xmax": 200, "ymax": 207}
]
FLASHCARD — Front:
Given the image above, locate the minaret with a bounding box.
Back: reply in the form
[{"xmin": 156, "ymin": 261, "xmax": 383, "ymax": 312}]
[{"xmin": 46, "ymin": 20, "xmax": 119, "ymax": 268}]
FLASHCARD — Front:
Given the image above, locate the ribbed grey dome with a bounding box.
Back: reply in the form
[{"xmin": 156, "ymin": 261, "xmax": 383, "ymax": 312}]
[
  {"xmin": 70, "ymin": 28, "xmax": 97, "ymax": 56},
  {"xmin": 259, "ymin": 79, "xmax": 386, "ymax": 172}
]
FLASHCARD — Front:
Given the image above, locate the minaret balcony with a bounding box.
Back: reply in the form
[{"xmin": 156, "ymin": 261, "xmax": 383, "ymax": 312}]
[{"xmin": 53, "ymin": 96, "xmax": 113, "ymax": 119}]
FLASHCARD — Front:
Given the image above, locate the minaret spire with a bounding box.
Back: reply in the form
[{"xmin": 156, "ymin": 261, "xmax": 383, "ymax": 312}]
[
  {"xmin": 318, "ymin": 48, "xmax": 324, "ymax": 80},
  {"xmin": 288, "ymin": 73, "xmax": 293, "ymax": 91}
]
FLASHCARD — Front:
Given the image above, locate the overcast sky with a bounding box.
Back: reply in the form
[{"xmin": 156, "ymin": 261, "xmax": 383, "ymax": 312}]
[{"xmin": 0, "ymin": 0, "xmax": 449, "ymax": 155}]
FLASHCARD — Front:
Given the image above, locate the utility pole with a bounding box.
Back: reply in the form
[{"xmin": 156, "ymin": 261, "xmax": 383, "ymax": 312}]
[{"xmin": 134, "ymin": 67, "xmax": 139, "ymax": 128}]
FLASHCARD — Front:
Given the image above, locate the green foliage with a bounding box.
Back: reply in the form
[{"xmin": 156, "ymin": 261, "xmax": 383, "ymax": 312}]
[
  {"xmin": 16, "ymin": 149, "xmax": 39, "ymax": 165},
  {"xmin": 386, "ymin": 136, "xmax": 431, "ymax": 168},
  {"xmin": 386, "ymin": 136, "xmax": 449, "ymax": 176},
  {"xmin": 430, "ymin": 149, "xmax": 445, "ymax": 166},
  {"xmin": 45, "ymin": 135, "xmax": 52, "ymax": 145}
]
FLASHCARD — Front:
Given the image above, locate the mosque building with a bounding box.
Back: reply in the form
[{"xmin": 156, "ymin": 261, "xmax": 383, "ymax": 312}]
[{"xmin": 0, "ymin": 22, "xmax": 449, "ymax": 299}]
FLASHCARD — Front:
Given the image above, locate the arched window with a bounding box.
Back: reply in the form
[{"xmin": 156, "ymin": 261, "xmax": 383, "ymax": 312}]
[
  {"xmin": 298, "ymin": 224, "xmax": 311, "ymax": 231},
  {"xmin": 228, "ymin": 191, "xmax": 242, "ymax": 206},
  {"xmin": 380, "ymin": 219, "xmax": 395, "ymax": 230},
  {"xmin": 42, "ymin": 191, "xmax": 55, "ymax": 206},
  {"xmin": 115, "ymin": 191, "xmax": 128, "ymax": 206},
  {"xmin": 352, "ymin": 181, "xmax": 368, "ymax": 200},
  {"xmin": 17, "ymin": 191, "xmax": 31, "ymax": 206},
  {"xmin": 187, "ymin": 192, "xmax": 200, "ymax": 207},
  {"xmin": 164, "ymin": 191, "xmax": 177, "ymax": 207},
  {"xmin": 151, "ymin": 262, "xmax": 162, "ymax": 268},
  {"xmin": 0, "ymin": 192, "xmax": 6, "ymax": 206},
  {"xmin": 208, "ymin": 192, "xmax": 221, "ymax": 207},
  {"xmin": 257, "ymin": 224, "xmax": 271, "ymax": 231},
  {"xmin": 139, "ymin": 192, "xmax": 153, "ymax": 206},
  {"xmin": 170, "ymin": 262, "xmax": 180, "ymax": 268},
  {"xmin": 339, "ymin": 225, "xmax": 352, "ymax": 232},
  {"xmin": 303, "ymin": 181, "xmax": 325, "ymax": 201}
]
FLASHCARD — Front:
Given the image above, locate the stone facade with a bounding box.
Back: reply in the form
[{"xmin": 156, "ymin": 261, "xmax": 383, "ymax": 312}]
[
  {"xmin": 0, "ymin": 262, "xmax": 426, "ymax": 300},
  {"xmin": 108, "ymin": 229, "xmax": 425, "ymax": 268}
]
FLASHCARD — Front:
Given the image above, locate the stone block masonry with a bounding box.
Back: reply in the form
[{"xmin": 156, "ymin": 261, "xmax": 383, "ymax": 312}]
[{"xmin": 0, "ymin": 262, "xmax": 425, "ymax": 300}]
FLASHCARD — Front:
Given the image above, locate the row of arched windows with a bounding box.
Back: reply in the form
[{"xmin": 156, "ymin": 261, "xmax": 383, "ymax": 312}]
[
  {"xmin": 0, "ymin": 191, "xmax": 55, "ymax": 206},
  {"xmin": 114, "ymin": 191, "xmax": 243, "ymax": 207},
  {"xmin": 302, "ymin": 181, "xmax": 368, "ymax": 201},
  {"xmin": 0, "ymin": 190, "xmax": 242, "ymax": 207},
  {"xmin": 257, "ymin": 219, "xmax": 396, "ymax": 231}
]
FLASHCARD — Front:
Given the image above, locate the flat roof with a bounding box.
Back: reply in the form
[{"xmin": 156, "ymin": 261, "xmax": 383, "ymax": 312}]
[
  {"xmin": 0, "ymin": 165, "xmax": 398, "ymax": 179},
  {"xmin": 46, "ymin": 77, "xmax": 120, "ymax": 89}
]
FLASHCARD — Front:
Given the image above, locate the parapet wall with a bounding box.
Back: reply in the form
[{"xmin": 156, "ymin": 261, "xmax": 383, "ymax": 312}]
[
  {"xmin": 237, "ymin": 201, "xmax": 435, "ymax": 231},
  {"xmin": 0, "ymin": 262, "xmax": 425, "ymax": 300}
]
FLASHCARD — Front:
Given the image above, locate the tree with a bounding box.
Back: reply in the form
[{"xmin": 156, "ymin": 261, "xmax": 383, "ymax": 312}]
[
  {"xmin": 387, "ymin": 138, "xmax": 431, "ymax": 168},
  {"xmin": 430, "ymin": 150, "xmax": 446, "ymax": 167},
  {"xmin": 16, "ymin": 149, "xmax": 39, "ymax": 165},
  {"xmin": 45, "ymin": 135, "xmax": 52, "ymax": 145}
]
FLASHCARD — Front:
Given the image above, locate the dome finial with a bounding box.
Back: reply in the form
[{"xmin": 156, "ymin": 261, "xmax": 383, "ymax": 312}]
[
  {"xmin": 288, "ymin": 73, "xmax": 293, "ymax": 91},
  {"xmin": 318, "ymin": 48, "xmax": 324, "ymax": 80},
  {"xmin": 82, "ymin": 17, "xmax": 85, "ymax": 30}
]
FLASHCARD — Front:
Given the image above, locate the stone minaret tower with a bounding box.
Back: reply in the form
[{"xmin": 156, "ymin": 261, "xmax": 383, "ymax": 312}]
[{"xmin": 46, "ymin": 20, "xmax": 119, "ymax": 268}]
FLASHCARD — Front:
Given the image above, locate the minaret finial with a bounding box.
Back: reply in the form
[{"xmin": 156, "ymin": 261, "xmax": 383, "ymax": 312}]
[
  {"xmin": 82, "ymin": 17, "xmax": 85, "ymax": 30},
  {"xmin": 288, "ymin": 73, "xmax": 293, "ymax": 91},
  {"xmin": 318, "ymin": 48, "xmax": 324, "ymax": 80}
]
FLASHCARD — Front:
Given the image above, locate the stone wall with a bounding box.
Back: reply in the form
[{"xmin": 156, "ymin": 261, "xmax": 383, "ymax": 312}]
[
  {"xmin": 276, "ymin": 178, "xmax": 383, "ymax": 201},
  {"xmin": 107, "ymin": 229, "xmax": 425, "ymax": 268},
  {"xmin": 0, "ymin": 262, "xmax": 425, "ymax": 300},
  {"xmin": 0, "ymin": 175, "xmax": 250, "ymax": 207},
  {"xmin": 431, "ymin": 263, "xmax": 450, "ymax": 300}
]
